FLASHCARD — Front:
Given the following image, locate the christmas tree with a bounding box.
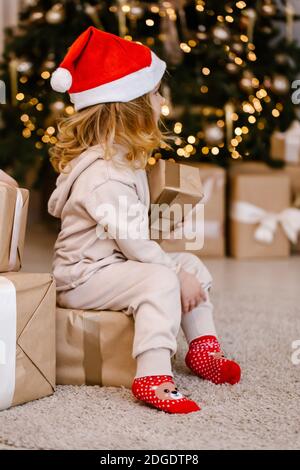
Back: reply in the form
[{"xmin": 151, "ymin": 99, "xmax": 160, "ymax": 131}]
[{"xmin": 0, "ymin": 0, "xmax": 300, "ymax": 189}]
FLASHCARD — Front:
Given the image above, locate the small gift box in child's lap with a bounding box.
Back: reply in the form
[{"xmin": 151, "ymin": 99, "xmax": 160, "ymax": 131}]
[
  {"xmin": 0, "ymin": 170, "xmax": 29, "ymax": 272},
  {"xmin": 0, "ymin": 272, "xmax": 56, "ymax": 411},
  {"xmin": 147, "ymin": 159, "xmax": 204, "ymax": 241},
  {"xmin": 156, "ymin": 163, "xmax": 225, "ymax": 258},
  {"xmin": 229, "ymin": 173, "xmax": 300, "ymax": 258}
]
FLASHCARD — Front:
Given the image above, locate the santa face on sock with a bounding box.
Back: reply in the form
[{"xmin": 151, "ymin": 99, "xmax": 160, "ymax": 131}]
[{"xmin": 151, "ymin": 381, "xmax": 184, "ymax": 400}]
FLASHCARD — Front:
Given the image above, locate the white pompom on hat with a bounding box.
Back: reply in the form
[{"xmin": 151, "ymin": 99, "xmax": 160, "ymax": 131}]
[{"xmin": 50, "ymin": 26, "xmax": 167, "ymax": 111}]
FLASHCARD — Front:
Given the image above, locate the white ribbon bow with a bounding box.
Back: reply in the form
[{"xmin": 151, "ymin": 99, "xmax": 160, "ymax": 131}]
[{"xmin": 230, "ymin": 201, "xmax": 300, "ymax": 244}]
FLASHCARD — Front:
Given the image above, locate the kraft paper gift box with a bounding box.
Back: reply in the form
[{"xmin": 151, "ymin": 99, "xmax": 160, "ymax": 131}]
[
  {"xmin": 229, "ymin": 161, "xmax": 300, "ymax": 253},
  {"xmin": 147, "ymin": 159, "xmax": 204, "ymax": 241},
  {"xmin": 270, "ymin": 121, "xmax": 300, "ymax": 164},
  {"xmin": 0, "ymin": 272, "xmax": 56, "ymax": 411},
  {"xmin": 56, "ymin": 308, "xmax": 137, "ymax": 389},
  {"xmin": 156, "ymin": 163, "xmax": 225, "ymax": 257},
  {"xmin": 228, "ymin": 173, "xmax": 300, "ymax": 258},
  {"xmin": 229, "ymin": 160, "xmax": 300, "ymax": 198},
  {"xmin": 0, "ymin": 170, "xmax": 29, "ymax": 272}
]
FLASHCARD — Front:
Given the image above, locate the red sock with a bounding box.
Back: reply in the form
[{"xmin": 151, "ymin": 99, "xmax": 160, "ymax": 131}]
[
  {"xmin": 185, "ymin": 335, "xmax": 241, "ymax": 385},
  {"xmin": 132, "ymin": 374, "xmax": 200, "ymax": 414}
]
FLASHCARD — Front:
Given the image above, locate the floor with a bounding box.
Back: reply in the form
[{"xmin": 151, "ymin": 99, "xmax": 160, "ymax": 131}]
[{"xmin": 0, "ymin": 223, "xmax": 299, "ymax": 449}]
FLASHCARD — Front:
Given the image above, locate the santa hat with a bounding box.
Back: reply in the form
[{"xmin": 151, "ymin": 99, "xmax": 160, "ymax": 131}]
[{"xmin": 50, "ymin": 26, "xmax": 166, "ymax": 111}]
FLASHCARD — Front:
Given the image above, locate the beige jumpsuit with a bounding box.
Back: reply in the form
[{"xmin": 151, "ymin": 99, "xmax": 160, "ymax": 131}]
[{"xmin": 49, "ymin": 145, "xmax": 218, "ymax": 378}]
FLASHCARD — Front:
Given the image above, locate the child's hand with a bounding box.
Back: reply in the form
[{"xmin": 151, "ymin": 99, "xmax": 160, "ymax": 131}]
[{"xmin": 177, "ymin": 268, "xmax": 207, "ymax": 314}]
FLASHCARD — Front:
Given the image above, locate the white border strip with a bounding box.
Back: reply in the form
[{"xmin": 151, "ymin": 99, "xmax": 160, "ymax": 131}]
[{"xmin": 0, "ymin": 276, "xmax": 17, "ymax": 410}]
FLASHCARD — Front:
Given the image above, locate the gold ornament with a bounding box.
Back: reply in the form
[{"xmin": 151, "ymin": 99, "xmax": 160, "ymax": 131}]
[
  {"xmin": 261, "ymin": 26, "xmax": 272, "ymax": 35},
  {"xmin": 197, "ymin": 31, "xmax": 208, "ymax": 41},
  {"xmin": 29, "ymin": 11, "xmax": 44, "ymax": 22},
  {"xmin": 212, "ymin": 25, "xmax": 230, "ymax": 43},
  {"xmin": 271, "ymin": 75, "xmax": 290, "ymax": 95},
  {"xmin": 42, "ymin": 59, "xmax": 56, "ymax": 71},
  {"xmin": 45, "ymin": 3, "xmax": 65, "ymax": 24},
  {"xmin": 204, "ymin": 123, "xmax": 224, "ymax": 145},
  {"xmin": 17, "ymin": 59, "xmax": 33, "ymax": 74},
  {"xmin": 275, "ymin": 53, "xmax": 288, "ymax": 65},
  {"xmin": 240, "ymin": 71, "xmax": 254, "ymax": 93},
  {"xmin": 50, "ymin": 100, "xmax": 65, "ymax": 114},
  {"xmin": 231, "ymin": 42, "xmax": 244, "ymax": 55},
  {"xmin": 226, "ymin": 63, "xmax": 239, "ymax": 74},
  {"xmin": 261, "ymin": 1, "xmax": 277, "ymax": 16},
  {"xmin": 128, "ymin": 4, "xmax": 144, "ymax": 21},
  {"xmin": 24, "ymin": 0, "xmax": 38, "ymax": 6}
]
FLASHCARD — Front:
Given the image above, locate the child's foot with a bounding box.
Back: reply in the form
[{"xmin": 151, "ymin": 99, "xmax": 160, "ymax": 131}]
[
  {"xmin": 185, "ymin": 335, "xmax": 241, "ymax": 385},
  {"xmin": 132, "ymin": 374, "xmax": 200, "ymax": 414}
]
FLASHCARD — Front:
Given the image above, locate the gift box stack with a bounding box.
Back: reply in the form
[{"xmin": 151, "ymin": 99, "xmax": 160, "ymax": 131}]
[
  {"xmin": 147, "ymin": 154, "xmax": 300, "ymax": 260},
  {"xmin": 0, "ymin": 170, "xmax": 56, "ymax": 411}
]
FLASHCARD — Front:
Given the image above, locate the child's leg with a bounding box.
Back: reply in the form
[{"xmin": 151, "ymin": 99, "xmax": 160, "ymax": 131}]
[
  {"xmin": 58, "ymin": 260, "xmax": 181, "ymax": 376},
  {"xmin": 57, "ymin": 260, "xmax": 200, "ymax": 413},
  {"xmin": 167, "ymin": 252, "xmax": 241, "ymax": 385},
  {"xmin": 181, "ymin": 288, "xmax": 217, "ymax": 343}
]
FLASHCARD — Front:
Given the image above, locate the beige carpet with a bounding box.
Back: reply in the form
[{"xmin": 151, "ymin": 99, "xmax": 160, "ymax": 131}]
[{"xmin": 0, "ymin": 225, "xmax": 299, "ymax": 450}]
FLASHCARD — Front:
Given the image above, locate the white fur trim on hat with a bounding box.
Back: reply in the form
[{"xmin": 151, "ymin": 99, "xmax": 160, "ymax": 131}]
[
  {"xmin": 69, "ymin": 51, "xmax": 166, "ymax": 111},
  {"xmin": 50, "ymin": 67, "xmax": 73, "ymax": 93}
]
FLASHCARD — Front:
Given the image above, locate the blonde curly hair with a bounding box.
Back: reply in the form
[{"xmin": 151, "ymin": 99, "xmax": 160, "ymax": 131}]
[{"xmin": 49, "ymin": 88, "xmax": 175, "ymax": 174}]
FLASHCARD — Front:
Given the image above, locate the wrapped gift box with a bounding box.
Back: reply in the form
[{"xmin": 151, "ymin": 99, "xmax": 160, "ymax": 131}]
[
  {"xmin": 147, "ymin": 159, "xmax": 204, "ymax": 242},
  {"xmin": 229, "ymin": 173, "xmax": 296, "ymax": 258},
  {"xmin": 0, "ymin": 171, "xmax": 29, "ymax": 272},
  {"xmin": 56, "ymin": 308, "xmax": 137, "ymax": 388},
  {"xmin": 0, "ymin": 272, "xmax": 56, "ymax": 410},
  {"xmin": 157, "ymin": 163, "xmax": 225, "ymax": 257},
  {"xmin": 229, "ymin": 161, "xmax": 300, "ymax": 254},
  {"xmin": 270, "ymin": 121, "xmax": 300, "ymax": 164},
  {"xmin": 56, "ymin": 308, "xmax": 177, "ymax": 389},
  {"xmin": 229, "ymin": 161, "xmax": 300, "ymax": 197}
]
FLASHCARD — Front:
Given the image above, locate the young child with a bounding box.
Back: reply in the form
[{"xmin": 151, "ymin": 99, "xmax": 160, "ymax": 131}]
[{"xmin": 48, "ymin": 26, "xmax": 241, "ymax": 415}]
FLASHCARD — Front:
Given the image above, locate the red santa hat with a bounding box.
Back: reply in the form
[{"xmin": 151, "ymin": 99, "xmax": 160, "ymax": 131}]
[{"xmin": 50, "ymin": 26, "xmax": 166, "ymax": 111}]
